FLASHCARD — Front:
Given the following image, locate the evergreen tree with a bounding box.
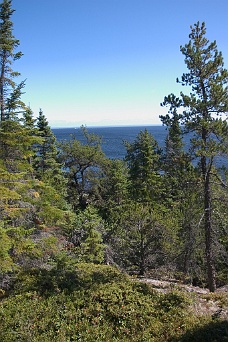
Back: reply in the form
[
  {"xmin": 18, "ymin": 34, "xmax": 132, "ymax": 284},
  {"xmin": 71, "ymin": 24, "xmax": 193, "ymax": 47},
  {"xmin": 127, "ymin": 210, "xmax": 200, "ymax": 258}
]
[
  {"xmin": 160, "ymin": 108, "xmax": 203, "ymax": 281},
  {"xmin": 0, "ymin": 119, "xmax": 41, "ymax": 272},
  {"xmin": 22, "ymin": 107, "xmax": 37, "ymax": 130},
  {"xmin": 0, "ymin": 0, "xmax": 25, "ymax": 121},
  {"xmin": 33, "ymin": 109, "xmax": 66, "ymax": 194},
  {"xmin": 161, "ymin": 22, "xmax": 228, "ymax": 291},
  {"xmin": 34, "ymin": 109, "xmax": 57, "ymax": 176},
  {"xmin": 161, "ymin": 103, "xmax": 199, "ymax": 201},
  {"xmin": 0, "ymin": 0, "xmax": 73, "ymax": 275},
  {"xmin": 0, "ymin": 0, "xmax": 30, "ymax": 168},
  {"xmin": 101, "ymin": 159, "xmax": 129, "ymax": 210},
  {"xmin": 59, "ymin": 126, "xmax": 106, "ymax": 210},
  {"xmin": 71, "ymin": 206, "xmax": 105, "ymax": 264},
  {"xmin": 124, "ymin": 129, "xmax": 163, "ymax": 203},
  {"xmin": 0, "ymin": 0, "xmax": 37, "ymax": 238},
  {"xmin": 162, "ymin": 107, "xmax": 186, "ymax": 176},
  {"xmin": 105, "ymin": 201, "xmax": 178, "ymax": 275}
]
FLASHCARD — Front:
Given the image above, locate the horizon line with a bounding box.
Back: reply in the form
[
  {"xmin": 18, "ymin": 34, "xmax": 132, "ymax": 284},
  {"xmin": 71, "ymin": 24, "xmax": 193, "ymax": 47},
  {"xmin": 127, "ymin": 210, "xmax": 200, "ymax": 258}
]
[{"xmin": 51, "ymin": 123, "xmax": 163, "ymax": 129}]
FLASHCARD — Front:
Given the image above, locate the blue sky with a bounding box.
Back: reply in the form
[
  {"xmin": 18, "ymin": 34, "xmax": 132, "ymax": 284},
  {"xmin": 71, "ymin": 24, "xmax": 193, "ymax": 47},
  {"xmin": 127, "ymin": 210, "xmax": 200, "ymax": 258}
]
[{"xmin": 12, "ymin": 0, "xmax": 228, "ymax": 127}]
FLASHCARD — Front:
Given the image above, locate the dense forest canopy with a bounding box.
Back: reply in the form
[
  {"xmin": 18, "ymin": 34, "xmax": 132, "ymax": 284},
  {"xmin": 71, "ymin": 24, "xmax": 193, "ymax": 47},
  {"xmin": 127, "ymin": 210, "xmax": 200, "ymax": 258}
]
[
  {"xmin": 0, "ymin": 1, "xmax": 227, "ymax": 340},
  {"xmin": 0, "ymin": 0, "xmax": 227, "ymax": 292}
]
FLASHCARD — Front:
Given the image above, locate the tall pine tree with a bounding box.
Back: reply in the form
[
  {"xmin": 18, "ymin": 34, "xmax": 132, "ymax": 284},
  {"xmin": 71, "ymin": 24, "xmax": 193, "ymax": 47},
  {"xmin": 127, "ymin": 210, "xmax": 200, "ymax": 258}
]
[{"xmin": 161, "ymin": 22, "xmax": 228, "ymax": 291}]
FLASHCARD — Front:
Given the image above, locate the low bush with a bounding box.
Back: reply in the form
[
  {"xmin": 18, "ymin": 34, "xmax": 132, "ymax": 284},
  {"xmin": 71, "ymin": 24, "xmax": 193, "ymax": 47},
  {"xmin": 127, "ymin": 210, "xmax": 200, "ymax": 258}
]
[{"xmin": 0, "ymin": 263, "xmax": 215, "ymax": 341}]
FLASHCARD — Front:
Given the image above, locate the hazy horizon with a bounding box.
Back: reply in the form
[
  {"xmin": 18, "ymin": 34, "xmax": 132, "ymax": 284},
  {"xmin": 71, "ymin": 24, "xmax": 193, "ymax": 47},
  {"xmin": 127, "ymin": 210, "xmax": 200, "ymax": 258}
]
[{"xmin": 13, "ymin": 0, "xmax": 228, "ymax": 127}]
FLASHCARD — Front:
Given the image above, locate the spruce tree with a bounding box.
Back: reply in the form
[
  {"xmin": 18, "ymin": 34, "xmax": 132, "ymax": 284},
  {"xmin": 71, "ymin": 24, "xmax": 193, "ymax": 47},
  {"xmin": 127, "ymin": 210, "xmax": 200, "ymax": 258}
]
[
  {"xmin": 0, "ymin": 0, "xmax": 37, "ymax": 231},
  {"xmin": 34, "ymin": 109, "xmax": 57, "ymax": 176},
  {"xmin": 124, "ymin": 129, "xmax": 163, "ymax": 203},
  {"xmin": 22, "ymin": 107, "xmax": 37, "ymax": 130},
  {"xmin": 0, "ymin": 1, "xmax": 73, "ymax": 274},
  {"xmin": 161, "ymin": 104, "xmax": 197, "ymax": 202},
  {"xmin": 0, "ymin": 0, "xmax": 24, "ymax": 121},
  {"xmin": 33, "ymin": 109, "xmax": 66, "ymax": 194}
]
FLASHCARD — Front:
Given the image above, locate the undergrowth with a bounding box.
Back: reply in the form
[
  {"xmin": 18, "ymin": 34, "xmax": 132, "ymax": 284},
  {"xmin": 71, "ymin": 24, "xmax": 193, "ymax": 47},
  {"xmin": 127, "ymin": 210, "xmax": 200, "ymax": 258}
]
[{"xmin": 0, "ymin": 261, "xmax": 226, "ymax": 342}]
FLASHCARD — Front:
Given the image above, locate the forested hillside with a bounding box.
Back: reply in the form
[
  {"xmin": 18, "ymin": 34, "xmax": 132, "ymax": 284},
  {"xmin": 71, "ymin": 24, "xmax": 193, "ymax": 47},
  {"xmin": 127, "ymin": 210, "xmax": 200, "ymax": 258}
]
[{"xmin": 0, "ymin": 1, "xmax": 227, "ymax": 341}]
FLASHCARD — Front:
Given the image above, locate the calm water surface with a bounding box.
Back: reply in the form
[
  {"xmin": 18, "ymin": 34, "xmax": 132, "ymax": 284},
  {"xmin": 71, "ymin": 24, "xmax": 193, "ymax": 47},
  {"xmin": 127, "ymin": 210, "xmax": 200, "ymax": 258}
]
[
  {"xmin": 52, "ymin": 125, "xmax": 227, "ymax": 168},
  {"xmin": 52, "ymin": 126, "xmax": 167, "ymax": 160}
]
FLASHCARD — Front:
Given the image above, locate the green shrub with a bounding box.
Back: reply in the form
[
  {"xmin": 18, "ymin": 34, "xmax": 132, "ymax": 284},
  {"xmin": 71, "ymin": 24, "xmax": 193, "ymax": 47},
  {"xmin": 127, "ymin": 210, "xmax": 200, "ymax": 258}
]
[{"xmin": 0, "ymin": 263, "xmax": 213, "ymax": 341}]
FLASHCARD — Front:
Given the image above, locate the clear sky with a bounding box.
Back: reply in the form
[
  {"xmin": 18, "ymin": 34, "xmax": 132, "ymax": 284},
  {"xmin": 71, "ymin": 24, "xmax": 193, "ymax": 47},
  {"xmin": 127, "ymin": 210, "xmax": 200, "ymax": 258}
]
[{"xmin": 12, "ymin": 0, "xmax": 228, "ymax": 127}]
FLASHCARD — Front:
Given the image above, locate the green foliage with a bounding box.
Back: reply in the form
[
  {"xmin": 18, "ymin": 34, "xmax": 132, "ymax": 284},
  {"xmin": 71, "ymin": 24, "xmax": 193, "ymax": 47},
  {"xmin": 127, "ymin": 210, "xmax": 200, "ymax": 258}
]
[
  {"xmin": 10, "ymin": 262, "xmax": 128, "ymax": 298},
  {"xmin": 161, "ymin": 110, "xmax": 197, "ymax": 204},
  {"xmin": 0, "ymin": 225, "xmax": 13, "ymax": 272},
  {"xmin": 161, "ymin": 21, "xmax": 228, "ymax": 291},
  {"xmin": 0, "ymin": 10, "xmax": 227, "ymax": 342},
  {"xmin": 0, "ymin": 263, "xmax": 212, "ymax": 342},
  {"xmin": 33, "ymin": 109, "xmax": 67, "ymax": 196},
  {"xmin": 0, "ymin": 40, "xmax": 70, "ymax": 275},
  {"xmin": 0, "ymin": 224, "xmax": 38, "ymax": 273},
  {"xmin": 70, "ymin": 206, "xmax": 105, "ymax": 264},
  {"xmin": 0, "ymin": 0, "xmax": 25, "ymax": 121},
  {"xmin": 32, "ymin": 180, "xmax": 69, "ymax": 226},
  {"xmin": 0, "ymin": 119, "xmax": 38, "ymax": 173},
  {"xmin": 124, "ymin": 129, "xmax": 163, "ymax": 203},
  {"xmin": 96, "ymin": 158, "xmax": 129, "ymax": 220},
  {"xmin": 105, "ymin": 201, "xmax": 179, "ymax": 275},
  {"xmin": 160, "ymin": 103, "xmax": 207, "ymax": 282},
  {"xmin": 59, "ymin": 126, "xmax": 106, "ymax": 209}
]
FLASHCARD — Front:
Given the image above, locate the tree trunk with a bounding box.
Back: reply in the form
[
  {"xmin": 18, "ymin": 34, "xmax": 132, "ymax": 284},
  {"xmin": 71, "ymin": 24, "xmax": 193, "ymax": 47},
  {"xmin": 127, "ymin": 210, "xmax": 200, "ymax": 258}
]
[
  {"xmin": 0, "ymin": 54, "xmax": 6, "ymax": 122},
  {"xmin": 202, "ymin": 154, "xmax": 216, "ymax": 292},
  {"xmin": 139, "ymin": 226, "xmax": 145, "ymax": 276}
]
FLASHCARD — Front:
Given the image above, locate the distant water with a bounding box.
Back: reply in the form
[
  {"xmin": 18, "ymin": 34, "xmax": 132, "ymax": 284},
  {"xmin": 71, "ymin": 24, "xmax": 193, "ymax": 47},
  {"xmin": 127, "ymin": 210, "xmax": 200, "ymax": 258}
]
[
  {"xmin": 52, "ymin": 126, "xmax": 227, "ymax": 168},
  {"xmin": 52, "ymin": 126, "xmax": 167, "ymax": 160}
]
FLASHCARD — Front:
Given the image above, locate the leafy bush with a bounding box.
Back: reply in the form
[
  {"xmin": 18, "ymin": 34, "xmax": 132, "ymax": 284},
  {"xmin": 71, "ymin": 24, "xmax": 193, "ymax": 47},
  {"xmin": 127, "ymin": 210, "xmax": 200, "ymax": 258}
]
[{"xmin": 0, "ymin": 263, "xmax": 213, "ymax": 341}]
